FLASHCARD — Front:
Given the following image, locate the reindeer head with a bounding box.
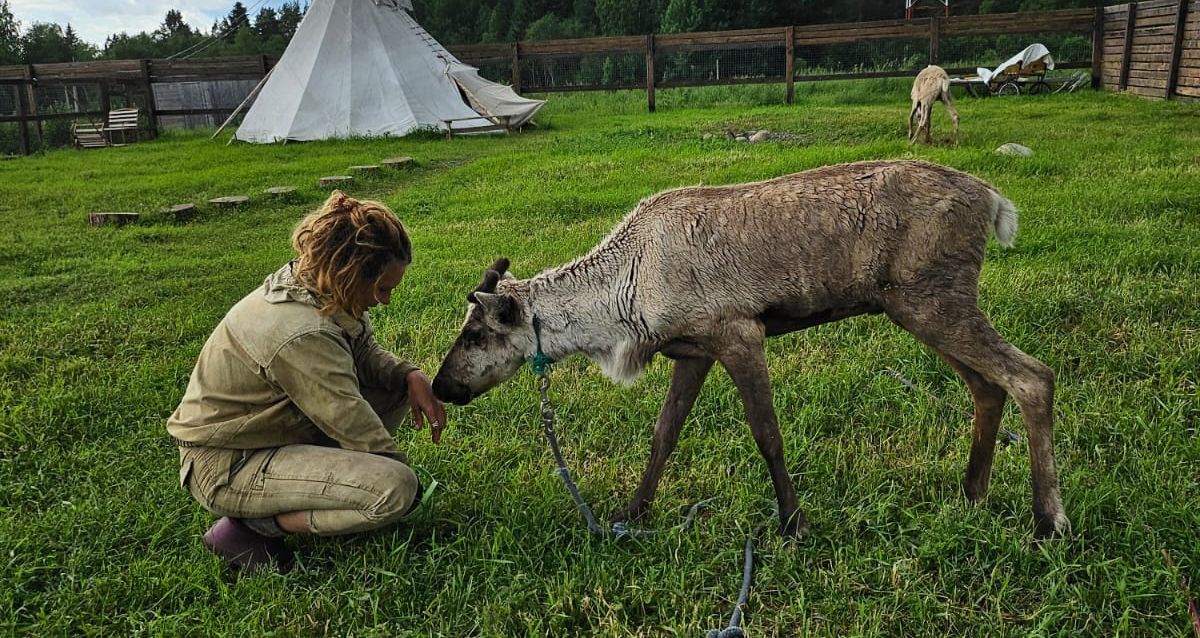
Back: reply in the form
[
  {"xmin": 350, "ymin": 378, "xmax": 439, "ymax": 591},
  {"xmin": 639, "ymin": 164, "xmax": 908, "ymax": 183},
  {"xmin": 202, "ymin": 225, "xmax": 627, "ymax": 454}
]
[{"xmin": 432, "ymin": 258, "xmax": 535, "ymax": 405}]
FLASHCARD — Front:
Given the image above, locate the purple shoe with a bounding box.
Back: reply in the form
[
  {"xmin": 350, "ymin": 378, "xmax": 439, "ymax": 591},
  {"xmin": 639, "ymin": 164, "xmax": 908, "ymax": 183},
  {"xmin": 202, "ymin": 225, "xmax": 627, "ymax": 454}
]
[{"xmin": 202, "ymin": 517, "xmax": 295, "ymax": 574}]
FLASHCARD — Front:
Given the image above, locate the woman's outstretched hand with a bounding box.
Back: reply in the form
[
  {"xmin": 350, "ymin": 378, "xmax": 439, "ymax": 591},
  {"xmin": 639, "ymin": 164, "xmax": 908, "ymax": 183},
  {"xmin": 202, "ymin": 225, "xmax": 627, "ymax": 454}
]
[{"xmin": 406, "ymin": 369, "xmax": 447, "ymax": 444}]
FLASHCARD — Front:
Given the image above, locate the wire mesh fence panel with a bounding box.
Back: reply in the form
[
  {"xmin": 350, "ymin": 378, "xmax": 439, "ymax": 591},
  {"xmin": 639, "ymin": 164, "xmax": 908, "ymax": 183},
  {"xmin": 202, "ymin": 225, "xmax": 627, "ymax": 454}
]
[
  {"xmin": 657, "ymin": 45, "xmax": 786, "ymax": 87},
  {"xmin": 794, "ymin": 38, "xmax": 929, "ymax": 78},
  {"xmin": 471, "ymin": 61, "xmax": 512, "ymax": 85},
  {"xmin": 32, "ymin": 83, "xmax": 101, "ymax": 116},
  {"xmin": 520, "ymin": 53, "xmax": 646, "ymax": 91},
  {"xmin": 940, "ymin": 31, "xmax": 1094, "ymax": 71},
  {"xmin": 0, "ymin": 122, "xmax": 20, "ymax": 155},
  {"xmin": 0, "ymin": 84, "xmax": 17, "ymax": 117}
]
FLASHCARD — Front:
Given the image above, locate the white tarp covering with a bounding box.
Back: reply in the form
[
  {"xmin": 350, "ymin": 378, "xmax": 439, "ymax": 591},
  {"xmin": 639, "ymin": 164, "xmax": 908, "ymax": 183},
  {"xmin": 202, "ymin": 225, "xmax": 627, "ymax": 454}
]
[
  {"xmin": 236, "ymin": 0, "xmax": 542, "ymax": 143},
  {"xmin": 976, "ymin": 43, "xmax": 1054, "ymax": 85},
  {"xmin": 447, "ymin": 62, "xmax": 544, "ymax": 128}
]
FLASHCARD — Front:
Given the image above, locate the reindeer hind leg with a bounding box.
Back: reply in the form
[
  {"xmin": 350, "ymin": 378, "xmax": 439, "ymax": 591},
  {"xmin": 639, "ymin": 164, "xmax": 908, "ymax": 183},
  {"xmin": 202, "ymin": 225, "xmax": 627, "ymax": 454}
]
[{"xmin": 884, "ymin": 292, "xmax": 1067, "ymax": 539}]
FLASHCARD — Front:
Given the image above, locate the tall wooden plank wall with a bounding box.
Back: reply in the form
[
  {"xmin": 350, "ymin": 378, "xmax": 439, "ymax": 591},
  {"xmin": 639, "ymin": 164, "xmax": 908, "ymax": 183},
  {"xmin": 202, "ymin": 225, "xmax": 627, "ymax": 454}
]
[{"xmin": 1102, "ymin": 0, "xmax": 1199, "ymax": 98}]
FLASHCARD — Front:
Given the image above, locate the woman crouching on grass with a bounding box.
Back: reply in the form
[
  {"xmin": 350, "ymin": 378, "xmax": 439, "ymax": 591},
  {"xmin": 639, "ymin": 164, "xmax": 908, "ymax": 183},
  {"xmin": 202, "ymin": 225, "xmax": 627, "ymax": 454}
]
[{"xmin": 167, "ymin": 190, "xmax": 446, "ymax": 573}]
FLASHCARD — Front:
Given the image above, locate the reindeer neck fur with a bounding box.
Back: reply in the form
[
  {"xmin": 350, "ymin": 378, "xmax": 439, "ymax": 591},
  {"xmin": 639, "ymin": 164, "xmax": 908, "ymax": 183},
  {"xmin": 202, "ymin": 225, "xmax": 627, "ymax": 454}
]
[{"xmin": 516, "ymin": 227, "xmax": 658, "ymax": 383}]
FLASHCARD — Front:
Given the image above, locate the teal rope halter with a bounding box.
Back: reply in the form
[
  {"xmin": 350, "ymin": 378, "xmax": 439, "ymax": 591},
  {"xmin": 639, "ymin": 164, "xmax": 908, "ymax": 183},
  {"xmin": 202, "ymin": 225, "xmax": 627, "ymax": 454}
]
[{"xmin": 529, "ymin": 314, "xmax": 555, "ymax": 376}]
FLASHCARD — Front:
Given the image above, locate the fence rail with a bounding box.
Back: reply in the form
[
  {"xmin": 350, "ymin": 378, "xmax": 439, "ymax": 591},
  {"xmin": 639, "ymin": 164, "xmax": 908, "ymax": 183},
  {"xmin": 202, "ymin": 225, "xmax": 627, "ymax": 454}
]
[{"xmin": 0, "ymin": 3, "xmax": 1194, "ymax": 156}]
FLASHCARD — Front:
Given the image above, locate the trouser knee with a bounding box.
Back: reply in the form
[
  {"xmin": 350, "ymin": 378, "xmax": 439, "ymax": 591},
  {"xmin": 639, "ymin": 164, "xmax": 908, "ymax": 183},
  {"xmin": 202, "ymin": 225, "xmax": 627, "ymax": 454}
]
[{"xmin": 364, "ymin": 462, "xmax": 420, "ymax": 526}]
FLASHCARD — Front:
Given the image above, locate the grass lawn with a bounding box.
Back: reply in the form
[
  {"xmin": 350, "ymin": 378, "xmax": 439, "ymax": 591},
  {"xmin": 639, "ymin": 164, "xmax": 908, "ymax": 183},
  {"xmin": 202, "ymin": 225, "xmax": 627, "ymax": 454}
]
[{"xmin": 1, "ymin": 80, "xmax": 1198, "ymax": 636}]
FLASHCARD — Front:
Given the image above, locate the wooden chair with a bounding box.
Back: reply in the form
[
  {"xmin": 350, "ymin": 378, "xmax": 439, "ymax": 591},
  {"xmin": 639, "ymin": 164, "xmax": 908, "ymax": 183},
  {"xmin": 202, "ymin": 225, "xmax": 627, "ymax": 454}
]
[
  {"xmin": 72, "ymin": 120, "xmax": 109, "ymax": 149},
  {"xmin": 103, "ymin": 107, "xmax": 140, "ymax": 146}
]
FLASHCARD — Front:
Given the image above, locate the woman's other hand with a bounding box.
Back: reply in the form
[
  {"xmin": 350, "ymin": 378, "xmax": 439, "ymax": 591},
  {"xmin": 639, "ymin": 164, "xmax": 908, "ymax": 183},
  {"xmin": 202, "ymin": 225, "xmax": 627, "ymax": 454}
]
[{"xmin": 406, "ymin": 369, "xmax": 447, "ymax": 443}]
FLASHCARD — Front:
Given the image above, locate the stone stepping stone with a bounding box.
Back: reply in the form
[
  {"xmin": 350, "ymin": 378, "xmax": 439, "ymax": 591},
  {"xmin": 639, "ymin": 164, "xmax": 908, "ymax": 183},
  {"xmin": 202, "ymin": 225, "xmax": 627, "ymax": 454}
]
[
  {"xmin": 381, "ymin": 156, "xmax": 414, "ymax": 170},
  {"xmin": 265, "ymin": 186, "xmax": 297, "ymax": 196},
  {"xmin": 167, "ymin": 203, "xmax": 196, "ymax": 222},
  {"xmin": 319, "ymin": 175, "xmax": 353, "ymax": 187},
  {"xmin": 209, "ymin": 196, "xmax": 250, "ymax": 208},
  {"xmin": 88, "ymin": 212, "xmax": 138, "ymax": 226},
  {"xmin": 349, "ymin": 165, "xmax": 382, "ymax": 175}
]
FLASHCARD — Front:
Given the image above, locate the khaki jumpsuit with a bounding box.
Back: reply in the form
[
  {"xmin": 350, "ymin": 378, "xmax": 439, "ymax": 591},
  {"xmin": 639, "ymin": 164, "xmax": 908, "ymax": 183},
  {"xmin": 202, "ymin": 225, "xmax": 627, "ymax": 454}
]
[{"xmin": 167, "ymin": 262, "xmax": 421, "ymax": 535}]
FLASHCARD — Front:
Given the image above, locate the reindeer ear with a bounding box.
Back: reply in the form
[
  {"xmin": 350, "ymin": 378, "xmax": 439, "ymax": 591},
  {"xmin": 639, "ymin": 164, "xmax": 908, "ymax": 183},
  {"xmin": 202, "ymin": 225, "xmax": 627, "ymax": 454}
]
[
  {"xmin": 468, "ymin": 270, "xmax": 501, "ymax": 303},
  {"xmin": 489, "ymin": 257, "xmax": 510, "ymax": 275},
  {"xmin": 472, "ymin": 292, "xmax": 523, "ymax": 325}
]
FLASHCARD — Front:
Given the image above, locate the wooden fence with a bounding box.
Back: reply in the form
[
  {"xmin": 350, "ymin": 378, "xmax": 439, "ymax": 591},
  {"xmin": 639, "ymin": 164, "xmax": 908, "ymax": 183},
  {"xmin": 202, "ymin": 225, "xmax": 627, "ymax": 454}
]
[
  {"xmin": 0, "ymin": 56, "xmax": 276, "ymax": 155},
  {"xmin": 1100, "ymin": 0, "xmax": 1199, "ymax": 98},
  {"xmin": 1, "ymin": 3, "xmax": 1194, "ymax": 155},
  {"xmin": 450, "ymin": 8, "xmax": 1098, "ymax": 110}
]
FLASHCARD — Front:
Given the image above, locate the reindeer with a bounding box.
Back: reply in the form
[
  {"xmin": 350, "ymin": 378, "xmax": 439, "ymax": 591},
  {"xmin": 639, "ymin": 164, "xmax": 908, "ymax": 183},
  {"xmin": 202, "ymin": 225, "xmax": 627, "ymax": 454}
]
[
  {"xmin": 432, "ymin": 160, "xmax": 1068, "ymax": 539},
  {"xmin": 909, "ymin": 65, "xmax": 960, "ymax": 145}
]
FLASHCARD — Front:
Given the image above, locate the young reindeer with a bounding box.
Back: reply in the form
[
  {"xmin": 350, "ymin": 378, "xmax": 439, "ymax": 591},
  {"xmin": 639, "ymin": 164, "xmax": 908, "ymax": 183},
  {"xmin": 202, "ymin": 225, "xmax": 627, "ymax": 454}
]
[
  {"xmin": 432, "ymin": 160, "xmax": 1068, "ymax": 539},
  {"xmin": 909, "ymin": 65, "xmax": 960, "ymax": 145}
]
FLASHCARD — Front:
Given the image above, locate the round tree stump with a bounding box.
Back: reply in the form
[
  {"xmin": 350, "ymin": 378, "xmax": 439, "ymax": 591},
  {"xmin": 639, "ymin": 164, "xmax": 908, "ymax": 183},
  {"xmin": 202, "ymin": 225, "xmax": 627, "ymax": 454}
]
[
  {"xmin": 88, "ymin": 212, "xmax": 138, "ymax": 226},
  {"xmin": 209, "ymin": 196, "xmax": 250, "ymax": 208},
  {"xmin": 265, "ymin": 186, "xmax": 297, "ymax": 196},
  {"xmin": 349, "ymin": 165, "xmax": 382, "ymax": 175},
  {"xmin": 168, "ymin": 203, "xmax": 196, "ymax": 222},
  {"xmin": 381, "ymin": 157, "xmax": 414, "ymax": 170},
  {"xmin": 319, "ymin": 176, "xmax": 353, "ymax": 187}
]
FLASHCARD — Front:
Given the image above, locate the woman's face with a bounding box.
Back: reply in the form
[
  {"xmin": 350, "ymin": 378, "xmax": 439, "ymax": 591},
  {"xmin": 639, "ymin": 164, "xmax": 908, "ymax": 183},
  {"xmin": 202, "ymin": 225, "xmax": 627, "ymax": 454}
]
[{"xmin": 356, "ymin": 260, "xmax": 407, "ymax": 311}]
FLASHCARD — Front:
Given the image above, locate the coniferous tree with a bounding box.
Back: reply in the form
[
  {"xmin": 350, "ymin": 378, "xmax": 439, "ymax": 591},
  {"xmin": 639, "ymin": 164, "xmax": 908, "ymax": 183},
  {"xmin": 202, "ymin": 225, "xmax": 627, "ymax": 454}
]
[
  {"xmin": 21, "ymin": 22, "xmax": 73, "ymax": 62},
  {"xmin": 222, "ymin": 2, "xmax": 250, "ymax": 35},
  {"xmin": 0, "ymin": 1, "xmax": 22, "ymax": 64},
  {"xmin": 277, "ymin": 2, "xmax": 305, "ymax": 39}
]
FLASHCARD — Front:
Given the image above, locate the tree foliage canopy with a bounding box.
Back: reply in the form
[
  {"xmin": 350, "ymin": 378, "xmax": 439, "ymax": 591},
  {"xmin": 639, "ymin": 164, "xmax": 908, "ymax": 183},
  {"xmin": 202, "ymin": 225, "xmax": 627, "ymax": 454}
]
[{"xmin": 0, "ymin": 0, "xmax": 1112, "ymax": 64}]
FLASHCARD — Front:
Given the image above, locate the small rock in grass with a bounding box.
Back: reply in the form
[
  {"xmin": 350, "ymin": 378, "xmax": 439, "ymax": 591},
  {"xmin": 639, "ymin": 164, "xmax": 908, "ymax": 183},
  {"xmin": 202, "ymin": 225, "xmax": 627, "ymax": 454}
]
[
  {"xmin": 749, "ymin": 131, "xmax": 770, "ymax": 143},
  {"xmin": 996, "ymin": 143, "xmax": 1033, "ymax": 157}
]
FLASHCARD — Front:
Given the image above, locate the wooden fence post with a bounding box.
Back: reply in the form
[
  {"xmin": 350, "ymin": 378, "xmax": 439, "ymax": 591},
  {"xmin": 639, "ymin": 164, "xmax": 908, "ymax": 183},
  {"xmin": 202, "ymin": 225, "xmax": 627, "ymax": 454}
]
[
  {"xmin": 15, "ymin": 76, "xmax": 30, "ymax": 155},
  {"xmin": 140, "ymin": 59, "xmax": 159, "ymax": 139},
  {"xmin": 1092, "ymin": 5, "xmax": 1105, "ymax": 89},
  {"xmin": 929, "ymin": 16, "xmax": 941, "ymax": 65},
  {"xmin": 1166, "ymin": 0, "xmax": 1190, "ymax": 98},
  {"xmin": 1119, "ymin": 2, "xmax": 1137, "ymax": 90},
  {"xmin": 99, "ymin": 79, "xmax": 112, "ymax": 116},
  {"xmin": 646, "ymin": 33, "xmax": 656, "ymax": 113},
  {"xmin": 785, "ymin": 26, "xmax": 795, "ymax": 104},
  {"xmin": 25, "ymin": 65, "xmax": 42, "ymax": 142},
  {"xmin": 511, "ymin": 43, "xmax": 521, "ymax": 95}
]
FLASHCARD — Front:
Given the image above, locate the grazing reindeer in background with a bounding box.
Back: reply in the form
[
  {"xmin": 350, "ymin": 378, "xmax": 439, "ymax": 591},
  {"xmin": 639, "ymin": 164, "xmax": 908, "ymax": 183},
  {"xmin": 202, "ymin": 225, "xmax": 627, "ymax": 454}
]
[
  {"xmin": 432, "ymin": 160, "xmax": 1068, "ymax": 539},
  {"xmin": 910, "ymin": 65, "xmax": 960, "ymax": 144}
]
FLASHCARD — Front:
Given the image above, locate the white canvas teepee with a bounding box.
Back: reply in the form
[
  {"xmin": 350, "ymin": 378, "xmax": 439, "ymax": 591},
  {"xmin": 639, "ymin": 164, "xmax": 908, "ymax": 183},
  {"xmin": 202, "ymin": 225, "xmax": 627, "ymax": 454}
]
[{"xmin": 235, "ymin": 0, "xmax": 544, "ymax": 143}]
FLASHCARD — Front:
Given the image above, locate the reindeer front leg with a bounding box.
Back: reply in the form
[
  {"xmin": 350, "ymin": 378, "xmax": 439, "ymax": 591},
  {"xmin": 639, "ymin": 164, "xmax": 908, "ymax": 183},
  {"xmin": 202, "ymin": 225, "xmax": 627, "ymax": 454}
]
[
  {"xmin": 612, "ymin": 357, "xmax": 714, "ymax": 524},
  {"xmin": 717, "ymin": 322, "xmax": 808, "ymax": 538}
]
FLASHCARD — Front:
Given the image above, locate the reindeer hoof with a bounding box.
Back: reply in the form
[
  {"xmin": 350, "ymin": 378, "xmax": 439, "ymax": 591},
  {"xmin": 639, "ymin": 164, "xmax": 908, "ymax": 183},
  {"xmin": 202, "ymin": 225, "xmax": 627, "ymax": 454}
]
[
  {"xmin": 610, "ymin": 501, "xmax": 649, "ymax": 524},
  {"xmin": 962, "ymin": 480, "xmax": 988, "ymax": 504},
  {"xmin": 777, "ymin": 512, "xmax": 811, "ymax": 539},
  {"xmin": 1033, "ymin": 511, "xmax": 1071, "ymax": 540}
]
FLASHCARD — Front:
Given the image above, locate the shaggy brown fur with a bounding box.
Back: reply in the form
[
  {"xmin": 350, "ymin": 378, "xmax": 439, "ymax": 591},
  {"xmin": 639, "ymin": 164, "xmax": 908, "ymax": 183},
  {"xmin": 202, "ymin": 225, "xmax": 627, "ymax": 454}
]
[{"xmin": 433, "ymin": 160, "xmax": 1066, "ymax": 539}]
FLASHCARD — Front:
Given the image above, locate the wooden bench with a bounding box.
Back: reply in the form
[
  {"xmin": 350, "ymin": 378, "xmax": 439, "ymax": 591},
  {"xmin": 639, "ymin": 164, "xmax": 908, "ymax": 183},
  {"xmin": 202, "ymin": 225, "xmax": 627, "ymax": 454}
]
[
  {"xmin": 104, "ymin": 108, "xmax": 141, "ymax": 146},
  {"xmin": 72, "ymin": 121, "xmax": 108, "ymax": 149}
]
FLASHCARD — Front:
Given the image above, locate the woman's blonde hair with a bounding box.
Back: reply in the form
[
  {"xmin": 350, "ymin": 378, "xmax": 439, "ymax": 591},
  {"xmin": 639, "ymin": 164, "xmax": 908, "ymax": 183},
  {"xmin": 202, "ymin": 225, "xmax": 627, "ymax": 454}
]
[{"xmin": 292, "ymin": 190, "xmax": 412, "ymax": 316}]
